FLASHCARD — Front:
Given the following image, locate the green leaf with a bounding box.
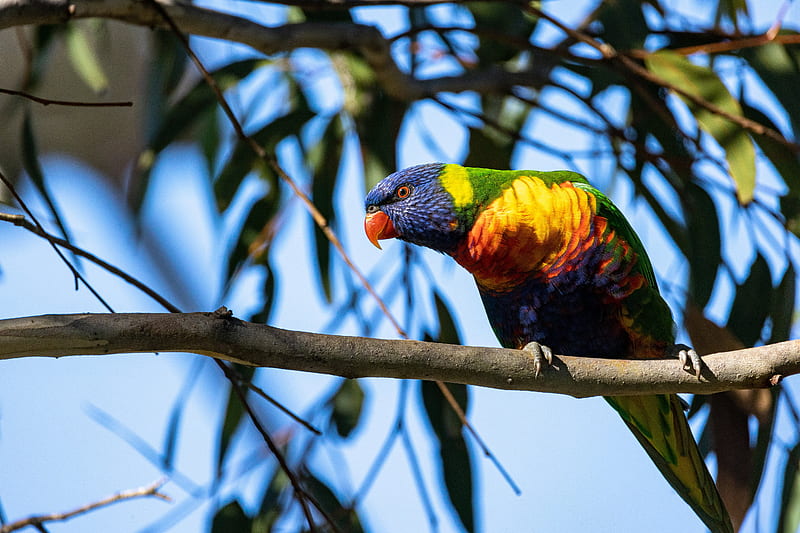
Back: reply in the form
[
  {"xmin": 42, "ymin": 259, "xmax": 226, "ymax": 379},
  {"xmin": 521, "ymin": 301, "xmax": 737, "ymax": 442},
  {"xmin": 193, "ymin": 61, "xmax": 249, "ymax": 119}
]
[
  {"xmin": 211, "ymin": 500, "xmax": 252, "ymax": 533},
  {"xmin": 65, "ymin": 22, "xmax": 109, "ymax": 93},
  {"xmin": 144, "ymin": 31, "xmax": 189, "ymax": 143},
  {"xmin": 25, "ymin": 26, "xmax": 64, "ymax": 91},
  {"xmin": 131, "ymin": 59, "xmax": 265, "ymax": 211},
  {"xmin": 683, "ymin": 182, "xmax": 721, "ymax": 308},
  {"xmin": 742, "ymin": 37, "xmax": 800, "ymax": 138},
  {"xmin": 468, "ymin": 3, "xmax": 537, "ymax": 66},
  {"xmin": 742, "ymin": 102, "xmax": 800, "ymax": 194},
  {"xmin": 420, "ymin": 380, "xmax": 473, "ymax": 533},
  {"xmin": 769, "ymin": 263, "xmax": 796, "ymax": 344},
  {"xmin": 21, "ymin": 111, "xmax": 72, "ymax": 243},
  {"xmin": 645, "ymin": 50, "xmax": 756, "ymax": 203},
  {"xmin": 725, "ymin": 253, "xmax": 772, "ymax": 347},
  {"xmin": 162, "ymin": 361, "xmax": 203, "ymax": 469},
  {"xmin": 594, "ymin": 0, "xmax": 649, "ymax": 50},
  {"xmin": 465, "ymin": 95, "xmax": 530, "ymax": 171},
  {"xmin": 216, "ymin": 365, "xmax": 256, "ymax": 478},
  {"xmin": 330, "ymin": 379, "xmax": 364, "ymax": 438},
  {"xmin": 226, "ymin": 192, "xmax": 282, "ymax": 284},
  {"xmin": 345, "ymin": 57, "xmax": 407, "ymax": 190},
  {"xmin": 215, "ymin": 96, "xmax": 315, "ymax": 212},
  {"xmin": 777, "ymin": 441, "xmax": 800, "ymax": 533},
  {"xmin": 302, "ymin": 471, "xmax": 363, "ymax": 533},
  {"xmin": 750, "ymin": 389, "xmax": 778, "ymax": 495},
  {"xmin": 254, "ymin": 467, "xmax": 289, "ymax": 531},
  {"xmin": 714, "ymin": 0, "xmax": 748, "ymax": 31},
  {"xmin": 432, "ymin": 291, "xmax": 461, "ymax": 346},
  {"xmin": 250, "ymin": 261, "xmax": 277, "ymax": 325},
  {"xmin": 308, "ymin": 114, "xmax": 345, "ymax": 302}
]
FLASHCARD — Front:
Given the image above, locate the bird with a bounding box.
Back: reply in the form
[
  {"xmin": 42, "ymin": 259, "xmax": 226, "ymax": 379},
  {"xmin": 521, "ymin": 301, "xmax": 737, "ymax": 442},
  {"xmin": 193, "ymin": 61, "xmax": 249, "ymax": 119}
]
[{"xmin": 363, "ymin": 163, "xmax": 733, "ymax": 533}]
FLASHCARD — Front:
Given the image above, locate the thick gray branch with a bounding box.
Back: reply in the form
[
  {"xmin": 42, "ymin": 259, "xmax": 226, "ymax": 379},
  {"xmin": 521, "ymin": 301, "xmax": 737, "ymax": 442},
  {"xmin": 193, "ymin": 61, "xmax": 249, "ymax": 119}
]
[
  {"xmin": 0, "ymin": 0, "xmax": 547, "ymax": 100},
  {"xmin": 0, "ymin": 311, "xmax": 796, "ymax": 397}
]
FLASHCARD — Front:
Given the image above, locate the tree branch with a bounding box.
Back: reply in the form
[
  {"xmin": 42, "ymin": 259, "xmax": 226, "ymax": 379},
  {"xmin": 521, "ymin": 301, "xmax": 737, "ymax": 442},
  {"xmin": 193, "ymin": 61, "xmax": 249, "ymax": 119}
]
[
  {"xmin": 0, "ymin": 0, "xmax": 549, "ymax": 101},
  {"xmin": 0, "ymin": 479, "xmax": 170, "ymax": 533},
  {"xmin": 0, "ymin": 309, "xmax": 795, "ymax": 398}
]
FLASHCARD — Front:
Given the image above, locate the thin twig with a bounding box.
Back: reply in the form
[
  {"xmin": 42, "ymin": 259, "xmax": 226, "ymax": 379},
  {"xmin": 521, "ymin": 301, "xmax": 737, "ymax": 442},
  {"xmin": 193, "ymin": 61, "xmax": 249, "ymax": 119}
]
[
  {"xmin": 435, "ymin": 381, "xmax": 520, "ymax": 495},
  {"xmin": 0, "ymin": 172, "xmax": 114, "ymax": 312},
  {"xmin": 0, "ymin": 87, "xmax": 133, "ymax": 107},
  {"xmin": 0, "ymin": 479, "xmax": 169, "ymax": 533},
  {"xmin": 214, "ymin": 359, "xmax": 322, "ymax": 531},
  {"xmin": 524, "ymin": 4, "xmax": 800, "ymax": 153},
  {"xmin": 0, "ymin": 212, "xmax": 179, "ymax": 313},
  {"xmin": 243, "ymin": 379, "xmax": 322, "ymax": 435}
]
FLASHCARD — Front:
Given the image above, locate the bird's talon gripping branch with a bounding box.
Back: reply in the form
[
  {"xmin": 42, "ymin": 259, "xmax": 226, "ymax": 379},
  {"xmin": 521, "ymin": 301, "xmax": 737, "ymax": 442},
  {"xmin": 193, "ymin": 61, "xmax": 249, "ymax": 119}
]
[
  {"xmin": 523, "ymin": 341, "xmax": 554, "ymax": 378},
  {"xmin": 672, "ymin": 344, "xmax": 703, "ymax": 380}
]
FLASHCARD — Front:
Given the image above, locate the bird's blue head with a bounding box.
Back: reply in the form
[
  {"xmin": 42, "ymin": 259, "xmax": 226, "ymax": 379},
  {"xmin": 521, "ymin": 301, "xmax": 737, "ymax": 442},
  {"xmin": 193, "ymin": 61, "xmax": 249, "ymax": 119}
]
[{"xmin": 364, "ymin": 163, "xmax": 465, "ymax": 254}]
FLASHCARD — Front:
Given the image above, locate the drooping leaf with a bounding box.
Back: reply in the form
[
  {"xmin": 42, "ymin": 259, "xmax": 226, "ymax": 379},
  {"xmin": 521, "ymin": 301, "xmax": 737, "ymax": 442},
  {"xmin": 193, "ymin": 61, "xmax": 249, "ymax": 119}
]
[
  {"xmin": 20, "ymin": 111, "xmax": 72, "ymax": 243},
  {"xmin": 249, "ymin": 261, "xmax": 277, "ymax": 325},
  {"xmin": 594, "ymin": 0, "xmax": 650, "ymax": 50},
  {"xmin": 132, "ymin": 59, "xmax": 265, "ymax": 211},
  {"xmin": 215, "ymin": 94, "xmax": 314, "ymax": 212},
  {"xmin": 162, "ymin": 359, "xmax": 204, "ymax": 469},
  {"xmin": 742, "ymin": 37, "xmax": 800, "ymax": 139},
  {"xmin": 255, "ymin": 467, "xmax": 289, "ymax": 532},
  {"xmin": 308, "ymin": 113, "xmax": 345, "ymax": 302},
  {"xmin": 465, "ymin": 94, "xmax": 531, "ymax": 171},
  {"xmin": 769, "ymin": 263, "xmax": 796, "ymax": 344},
  {"xmin": 211, "ymin": 500, "xmax": 252, "ymax": 533},
  {"xmin": 777, "ymin": 442, "xmax": 800, "ymax": 533},
  {"xmin": 302, "ymin": 470, "xmax": 364, "ymax": 533},
  {"xmin": 424, "ymin": 288, "xmax": 473, "ymax": 532},
  {"xmin": 226, "ymin": 192, "xmax": 282, "ymax": 284},
  {"xmin": 65, "ymin": 22, "xmax": 109, "ymax": 93},
  {"xmin": 432, "ymin": 290, "xmax": 461, "ymax": 346},
  {"xmin": 749, "ymin": 388, "xmax": 778, "ymax": 496},
  {"xmin": 714, "ymin": 0, "xmax": 748, "ymax": 31},
  {"xmin": 151, "ymin": 59, "xmax": 265, "ymax": 155},
  {"xmin": 684, "ymin": 181, "xmax": 721, "ymax": 308},
  {"xmin": 741, "ymin": 102, "xmax": 800, "ymax": 195},
  {"xmin": 725, "ymin": 253, "xmax": 772, "ymax": 347},
  {"xmin": 468, "ymin": 2, "xmax": 538, "ymax": 66},
  {"xmin": 421, "ymin": 289, "xmax": 472, "ymax": 533},
  {"xmin": 216, "ymin": 365, "xmax": 256, "ymax": 479},
  {"xmin": 329, "ymin": 379, "xmax": 365, "ymax": 438},
  {"xmin": 420, "ymin": 380, "xmax": 474, "ymax": 533},
  {"xmin": 645, "ymin": 50, "xmax": 756, "ymax": 203},
  {"xmin": 144, "ymin": 31, "xmax": 189, "ymax": 143},
  {"xmin": 339, "ymin": 53, "xmax": 406, "ymax": 190}
]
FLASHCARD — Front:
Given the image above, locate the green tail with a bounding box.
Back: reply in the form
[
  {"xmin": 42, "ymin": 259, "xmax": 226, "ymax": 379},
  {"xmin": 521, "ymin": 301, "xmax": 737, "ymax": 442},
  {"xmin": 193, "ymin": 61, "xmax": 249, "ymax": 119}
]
[{"xmin": 606, "ymin": 394, "xmax": 733, "ymax": 533}]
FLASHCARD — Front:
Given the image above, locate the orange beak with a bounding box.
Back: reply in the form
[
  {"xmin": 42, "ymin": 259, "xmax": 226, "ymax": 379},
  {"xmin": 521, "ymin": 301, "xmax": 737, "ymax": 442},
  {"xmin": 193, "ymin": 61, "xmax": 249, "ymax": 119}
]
[{"xmin": 364, "ymin": 211, "xmax": 398, "ymax": 249}]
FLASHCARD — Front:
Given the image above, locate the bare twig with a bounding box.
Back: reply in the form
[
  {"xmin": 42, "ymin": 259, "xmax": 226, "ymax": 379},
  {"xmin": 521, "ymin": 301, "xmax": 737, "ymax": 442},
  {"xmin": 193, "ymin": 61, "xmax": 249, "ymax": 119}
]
[
  {"xmin": 629, "ymin": 32, "xmax": 800, "ymax": 58},
  {"xmin": 0, "ymin": 171, "xmax": 114, "ymax": 312},
  {"xmin": 0, "ymin": 479, "xmax": 170, "ymax": 533},
  {"xmin": 0, "ymin": 212, "xmax": 179, "ymax": 313},
  {"xmin": 1, "ymin": 311, "xmax": 797, "ymax": 397},
  {"xmin": 0, "ymin": 87, "xmax": 133, "ymax": 107},
  {"xmin": 524, "ymin": 4, "xmax": 800, "ymax": 153}
]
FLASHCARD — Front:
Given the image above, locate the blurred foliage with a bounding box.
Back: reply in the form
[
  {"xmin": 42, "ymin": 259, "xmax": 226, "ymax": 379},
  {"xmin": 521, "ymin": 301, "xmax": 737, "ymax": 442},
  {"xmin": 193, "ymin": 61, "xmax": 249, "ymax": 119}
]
[{"xmin": 5, "ymin": 0, "xmax": 800, "ymax": 532}]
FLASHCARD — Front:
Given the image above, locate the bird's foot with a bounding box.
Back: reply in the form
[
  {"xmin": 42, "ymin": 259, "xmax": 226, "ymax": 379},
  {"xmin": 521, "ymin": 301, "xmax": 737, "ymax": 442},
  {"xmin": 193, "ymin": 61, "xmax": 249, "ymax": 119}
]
[
  {"xmin": 670, "ymin": 343, "xmax": 703, "ymax": 380},
  {"xmin": 523, "ymin": 341, "xmax": 554, "ymax": 378}
]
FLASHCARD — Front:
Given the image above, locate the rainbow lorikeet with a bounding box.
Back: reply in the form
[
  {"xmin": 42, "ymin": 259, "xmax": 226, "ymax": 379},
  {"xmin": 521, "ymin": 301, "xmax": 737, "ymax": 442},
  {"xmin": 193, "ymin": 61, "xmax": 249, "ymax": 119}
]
[{"xmin": 364, "ymin": 163, "xmax": 733, "ymax": 533}]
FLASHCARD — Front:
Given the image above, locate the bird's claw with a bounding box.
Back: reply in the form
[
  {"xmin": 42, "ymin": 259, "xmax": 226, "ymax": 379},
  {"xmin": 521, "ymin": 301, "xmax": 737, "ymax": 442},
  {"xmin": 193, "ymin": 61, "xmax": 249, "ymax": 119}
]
[
  {"xmin": 672, "ymin": 344, "xmax": 703, "ymax": 380},
  {"xmin": 523, "ymin": 341, "xmax": 554, "ymax": 378}
]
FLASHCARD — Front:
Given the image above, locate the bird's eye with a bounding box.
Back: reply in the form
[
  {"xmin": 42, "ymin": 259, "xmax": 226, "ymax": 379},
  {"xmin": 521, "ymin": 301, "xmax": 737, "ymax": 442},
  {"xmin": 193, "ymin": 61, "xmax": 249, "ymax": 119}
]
[{"xmin": 395, "ymin": 185, "xmax": 412, "ymax": 199}]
